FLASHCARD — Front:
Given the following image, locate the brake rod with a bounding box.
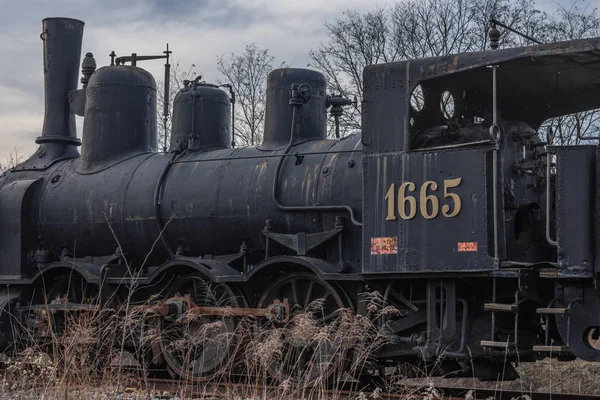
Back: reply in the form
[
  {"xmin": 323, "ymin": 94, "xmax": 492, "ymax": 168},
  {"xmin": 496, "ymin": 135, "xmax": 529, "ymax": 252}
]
[{"xmin": 154, "ymin": 295, "xmax": 290, "ymax": 323}]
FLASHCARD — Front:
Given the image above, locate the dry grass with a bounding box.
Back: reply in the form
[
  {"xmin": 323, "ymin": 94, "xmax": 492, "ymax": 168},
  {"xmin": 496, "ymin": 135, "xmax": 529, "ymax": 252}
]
[
  {"xmin": 517, "ymin": 359, "xmax": 600, "ymax": 395},
  {"xmin": 1, "ymin": 288, "xmax": 599, "ymax": 400}
]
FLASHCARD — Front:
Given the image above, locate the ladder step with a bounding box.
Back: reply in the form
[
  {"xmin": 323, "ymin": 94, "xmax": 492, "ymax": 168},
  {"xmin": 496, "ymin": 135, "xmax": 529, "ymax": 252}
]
[
  {"xmin": 480, "ymin": 340, "xmax": 515, "ymax": 349},
  {"xmin": 536, "ymin": 308, "xmax": 570, "ymax": 315},
  {"xmin": 484, "ymin": 303, "xmax": 518, "ymax": 312},
  {"xmin": 532, "ymin": 345, "xmax": 570, "ymax": 353}
]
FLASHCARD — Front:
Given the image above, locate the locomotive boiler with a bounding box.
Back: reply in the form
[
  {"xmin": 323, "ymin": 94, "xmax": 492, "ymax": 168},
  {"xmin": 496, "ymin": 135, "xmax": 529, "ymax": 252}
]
[{"xmin": 2, "ymin": 16, "xmax": 600, "ymax": 383}]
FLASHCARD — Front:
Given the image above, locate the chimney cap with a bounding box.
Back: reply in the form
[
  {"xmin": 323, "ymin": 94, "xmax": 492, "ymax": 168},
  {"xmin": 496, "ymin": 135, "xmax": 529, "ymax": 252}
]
[{"xmin": 42, "ymin": 17, "xmax": 85, "ymax": 24}]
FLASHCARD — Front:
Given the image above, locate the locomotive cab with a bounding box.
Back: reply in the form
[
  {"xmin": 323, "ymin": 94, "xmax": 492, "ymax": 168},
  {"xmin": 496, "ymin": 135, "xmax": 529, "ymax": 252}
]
[{"xmin": 361, "ymin": 39, "xmax": 600, "ymax": 274}]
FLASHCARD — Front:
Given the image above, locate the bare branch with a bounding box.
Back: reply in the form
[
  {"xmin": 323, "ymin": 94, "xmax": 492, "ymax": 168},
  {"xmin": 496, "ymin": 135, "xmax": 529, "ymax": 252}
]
[{"xmin": 216, "ymin": 43, "xmax": 279, "ymax": 146}]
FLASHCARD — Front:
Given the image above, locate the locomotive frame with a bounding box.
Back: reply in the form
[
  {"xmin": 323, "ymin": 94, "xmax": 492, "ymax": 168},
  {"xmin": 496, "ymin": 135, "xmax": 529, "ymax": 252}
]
[{"xmin": 1, "ymin": 17, "xmax": 600, "ymax": 382}]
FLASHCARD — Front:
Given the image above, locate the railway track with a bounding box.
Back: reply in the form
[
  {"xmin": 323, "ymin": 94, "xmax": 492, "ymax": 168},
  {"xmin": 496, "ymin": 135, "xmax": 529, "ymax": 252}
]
[
  {"xmin": 130, "ymin": 378, "xmax": 600, "ymax": 400},
  {"xmin": 1, "ymin": 354, "xmax": 597, "ymax": 400}
]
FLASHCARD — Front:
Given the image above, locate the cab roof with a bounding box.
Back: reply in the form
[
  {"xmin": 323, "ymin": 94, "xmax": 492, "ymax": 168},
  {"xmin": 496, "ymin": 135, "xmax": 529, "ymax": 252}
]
[{"xmin": 364, "ymin": 36, "xmax": 600, "ymax": 128}]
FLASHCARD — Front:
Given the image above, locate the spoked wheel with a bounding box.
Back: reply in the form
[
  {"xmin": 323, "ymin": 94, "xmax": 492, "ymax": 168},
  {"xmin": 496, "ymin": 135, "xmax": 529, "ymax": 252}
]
[
  {"xmin": 257, "ymin": 272, "xmax": 350, "ymax": 385},
  {"xmin": 38, "ymin": 275, "xmax": 103, "ymax": 338},
  {"xmin": 31, "ymin": 274, "xmax": 122, "ymax": 371},
  {"xmin": 159, "ymin": 273, "xmax": 244, "ymax": 382}
]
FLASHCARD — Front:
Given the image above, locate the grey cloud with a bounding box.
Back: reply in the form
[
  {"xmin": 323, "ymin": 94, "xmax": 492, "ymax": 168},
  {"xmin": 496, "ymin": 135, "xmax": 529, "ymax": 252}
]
[{"xmin": 0, "ymin": 0, "xmax": 577, "ymax": 162}]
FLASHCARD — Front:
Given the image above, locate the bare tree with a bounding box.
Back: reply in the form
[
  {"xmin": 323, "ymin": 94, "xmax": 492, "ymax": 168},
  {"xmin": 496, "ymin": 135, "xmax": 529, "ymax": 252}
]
[
  {"xmin": 309, "ymin": 0, "xmax": 554, "ymax": 134},
  {"xmin": 0, "ymin": 148, "xmax": 22, "ymax": 173},
  {"xmin": 156, "ymin": 59, "xmax": 198, "ymax": 152},
  {"xmin": 308, "ymin": 8, "xmax": 393, "ymax": 135},
  {"xmin": 540, "ymin": 2, "xmax": 600, "ymax": 145},
  {"xmin": 217, "ymin": 44, "xmax": 282, "ymax": 147}
]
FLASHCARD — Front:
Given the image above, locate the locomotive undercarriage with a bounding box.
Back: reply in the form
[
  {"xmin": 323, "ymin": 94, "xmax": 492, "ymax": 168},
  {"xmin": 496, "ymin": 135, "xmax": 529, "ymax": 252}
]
[{"xmin": 4, "ymin": 258, "xmax": 595, "ymax": 384}]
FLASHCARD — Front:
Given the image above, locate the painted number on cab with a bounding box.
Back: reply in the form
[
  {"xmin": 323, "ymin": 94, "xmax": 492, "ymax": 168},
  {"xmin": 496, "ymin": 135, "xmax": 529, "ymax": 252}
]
[{"xmin": 384, "ymin": 178, "xmax": 462, "ymax": 220}]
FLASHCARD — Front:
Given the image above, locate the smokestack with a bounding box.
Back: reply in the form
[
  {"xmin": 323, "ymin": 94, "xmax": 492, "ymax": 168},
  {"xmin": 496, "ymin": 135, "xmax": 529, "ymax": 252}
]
[{"xmin": 36, "ymin": 18, "xmax": 84, "ymax": 155}]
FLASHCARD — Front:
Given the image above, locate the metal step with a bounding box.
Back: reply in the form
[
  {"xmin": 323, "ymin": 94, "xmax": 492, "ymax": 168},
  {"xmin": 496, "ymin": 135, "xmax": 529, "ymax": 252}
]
[
  {"xmin": 532, "ymin": 345, "xmax": 570, "ymax": 353},
  {"xmin": 480, "ymin": 340, "xmax": 515, "ymax": 349},
  {"xmin": 536, "ymin": 307, "xmax": 570, "ymax": 315},
  {"xmin": 484, "ymin": 303, "xmax": 518, "ymax": 312}
]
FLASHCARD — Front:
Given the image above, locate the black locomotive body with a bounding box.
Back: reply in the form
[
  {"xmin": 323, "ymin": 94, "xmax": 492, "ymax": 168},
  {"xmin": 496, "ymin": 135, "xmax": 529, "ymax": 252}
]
[{"xmin": 2, "ymin": 17, "xmax": 600, "ymax": 381}]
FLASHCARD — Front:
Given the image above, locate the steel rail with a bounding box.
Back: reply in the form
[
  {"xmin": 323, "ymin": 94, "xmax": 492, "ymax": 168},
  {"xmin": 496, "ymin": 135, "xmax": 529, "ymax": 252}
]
[{"xmin": 135, "ymin": 378, "xmax": 600, "ymax": 400}]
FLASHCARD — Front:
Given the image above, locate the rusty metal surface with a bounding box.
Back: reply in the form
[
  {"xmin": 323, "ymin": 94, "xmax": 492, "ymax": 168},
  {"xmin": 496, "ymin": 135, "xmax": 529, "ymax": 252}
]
[{"xmin": 155, "ymin": 295, "xmax": 290, "ymax": 322}]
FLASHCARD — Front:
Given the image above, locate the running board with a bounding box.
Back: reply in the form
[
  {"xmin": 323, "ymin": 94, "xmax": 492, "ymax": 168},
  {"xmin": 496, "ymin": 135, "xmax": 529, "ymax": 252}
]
[
  {"xmin": 532, "ymin": 345, "xmax": 570, "ymax": 353},
  {"xmin": 480, "ymin": 340, "xmax": 515, "ymax": 349},
  {"xmin": 484, "ymin": 303, "xmax": 517, "ymax": 312}
]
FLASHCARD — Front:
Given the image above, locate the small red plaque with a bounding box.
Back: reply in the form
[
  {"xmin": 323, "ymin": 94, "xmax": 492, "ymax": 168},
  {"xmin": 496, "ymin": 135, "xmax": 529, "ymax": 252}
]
[
  {"xmin": 371, "ymin": 237, "xmax": 398, "ymax": 255},
  {"xmin": 458, "ymin": 242, "xmax": 478, "ymax": 252}
]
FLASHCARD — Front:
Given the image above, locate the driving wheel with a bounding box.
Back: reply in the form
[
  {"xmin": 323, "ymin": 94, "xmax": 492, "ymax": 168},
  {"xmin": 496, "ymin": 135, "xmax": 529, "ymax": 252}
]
[
  {"xmin": 159, "ymin": 272, "xmax": 244, "ymax": 381},
  {"xmin": 257, "ymin": 272, "xmax": 350, "ymax": 385}
]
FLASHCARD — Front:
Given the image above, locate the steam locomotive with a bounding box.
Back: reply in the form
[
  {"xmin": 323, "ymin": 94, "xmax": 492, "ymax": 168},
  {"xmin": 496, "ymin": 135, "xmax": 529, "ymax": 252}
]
[{"xmin": 1, "ymin": 16, "xmax": 600, "ymax": 382}]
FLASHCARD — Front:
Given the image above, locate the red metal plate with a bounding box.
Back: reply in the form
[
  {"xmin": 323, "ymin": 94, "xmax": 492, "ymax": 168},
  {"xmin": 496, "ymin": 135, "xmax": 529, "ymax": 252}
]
[
  {"xmin": 371, "ymin": 237, "xmax": 398, "ymax": 255},
  {"xmin": 457, "ymin": 242, "xmax": 478, "ymax": 252}
]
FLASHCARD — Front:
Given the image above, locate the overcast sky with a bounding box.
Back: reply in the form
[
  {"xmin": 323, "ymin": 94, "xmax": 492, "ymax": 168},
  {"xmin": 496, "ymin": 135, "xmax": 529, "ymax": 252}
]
[{"xmin": 0, "ymin": 0, "xmax": 593, "ymax": 161}]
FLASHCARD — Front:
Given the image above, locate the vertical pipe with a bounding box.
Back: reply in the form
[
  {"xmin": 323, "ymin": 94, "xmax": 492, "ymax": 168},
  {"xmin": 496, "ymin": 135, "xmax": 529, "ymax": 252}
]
[
  {"xmin": 230, "ymin": 90, "xmax": 236, "ymax": 147},
  {"xmin": 546, "ymin": 153, "xmax": 558, "ymax": 247},
  {"xmin": 163, "ymin": 44, "xmax": 171, "ymax": 153},
  {"xmin": 491, "ymin": 277, "xmax": 497, "ymax": 340},
  {"xmin": 492, "ymin": 66, "xmax": 497, "ymax": 125},
  {"xmin": 491, "ymin": 65, "xmax": 500, "ymax": 261},
  {"xmin": 37, "ymin": 18, "xmax": 84, "ymax": 148}
]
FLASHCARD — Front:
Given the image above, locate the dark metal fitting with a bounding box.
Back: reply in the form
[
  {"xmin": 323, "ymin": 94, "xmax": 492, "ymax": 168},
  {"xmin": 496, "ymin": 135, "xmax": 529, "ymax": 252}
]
[
  {"xmin": 265, "ymin": 299, "xmax": 289, "ymax": 322},
  {"xmin": 60, "ymin": 247, "xmax": 72, "ymax": 259},
  {"xmin": 266, "ymin": 304, "xmax": 282, "ymax": 321},
  {"xmin": 160, "ymin": 300, "xmax": 186, "ymax": 321},
  {"xmin": 289, "ymin": 83, "xmax": 312, "ymax": 106},
  {"xmin": 81, "ymin": 52, "xmax": 97, "ymax": 87},
  {"xmin": 294, "ymin": 152, "xmax": 304, "ymax": 165},
  {"xmin": 336, "ymin": 261, "xmax": 347, "ymax": 273},
  {"xmin": 264, "ymin": 219, "xmax": 274, "ymax": 232},
  {"xmin": 488, "ymin": 22, "xmax": 501, "ymax": 50},
  {"xmin": 35, "ymin": 249, "xmax": 50, "ymax": 265},
  {"xmin": 489, "ymin": 123, "xmax": 501, "ymax": 142},
  {"xmin": 327, "ymin": 94, "xmax": 354, "ymax": 110}
]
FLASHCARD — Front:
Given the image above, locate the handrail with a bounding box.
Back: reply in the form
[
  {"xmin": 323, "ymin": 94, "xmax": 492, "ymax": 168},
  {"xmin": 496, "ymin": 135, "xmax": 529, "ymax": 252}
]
[{"xmin": 545, "ymin": 152, "xmax": 558, "ymax": 247}]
